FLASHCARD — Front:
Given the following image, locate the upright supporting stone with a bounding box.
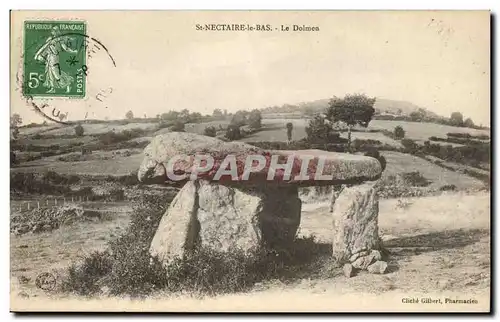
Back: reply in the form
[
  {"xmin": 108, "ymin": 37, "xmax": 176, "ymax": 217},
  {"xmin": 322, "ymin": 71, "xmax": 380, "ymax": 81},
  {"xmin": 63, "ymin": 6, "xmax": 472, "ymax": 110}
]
[
  {"xmin": 331, "ymin": 181, "xmax": 381, "ymax": 265},
  {"xmin": 150, "ymin": 180, "xmax": 302, "ymax": 267}
]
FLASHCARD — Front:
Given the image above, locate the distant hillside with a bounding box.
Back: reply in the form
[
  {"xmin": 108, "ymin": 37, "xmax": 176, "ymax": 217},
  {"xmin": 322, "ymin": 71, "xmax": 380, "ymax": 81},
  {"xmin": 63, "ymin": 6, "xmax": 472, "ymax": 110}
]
[{"xmin": 282, "ymin": 98, "xmax": 442, "ymax": 119}]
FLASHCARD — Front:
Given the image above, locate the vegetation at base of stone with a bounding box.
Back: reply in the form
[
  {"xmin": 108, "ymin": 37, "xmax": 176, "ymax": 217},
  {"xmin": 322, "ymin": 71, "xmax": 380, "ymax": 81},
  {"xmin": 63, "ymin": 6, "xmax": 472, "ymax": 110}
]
[{"xmin": 61, "ymin": 194, "xmax": 332, "ymax": 297}]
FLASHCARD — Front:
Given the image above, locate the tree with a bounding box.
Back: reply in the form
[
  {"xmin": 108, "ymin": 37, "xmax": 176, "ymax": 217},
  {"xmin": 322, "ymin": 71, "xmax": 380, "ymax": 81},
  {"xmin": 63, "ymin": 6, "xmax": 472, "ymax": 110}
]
[
  {"xmin": 161, "ymin": 111, "xmax": 179, "ymax": 121},
  {"xmin": 204, "ymin": 126, "xmax": 217, "ymax": 137},
  {"xmin": 225, "ymin": 124, "xmax": 242, "ymax": 141},
  {"xmin": 11, "ymin": 127, "xmax": 19, "ymax": 139},
  {"xmin": 179, "ymin": 109, "xmax": 190, "ymax": 122},
  {"xmin": 394, "ymin": 125, "xmax": 405, "ymax": 140},
  {"xmin": 305, "ymin": 115, "xmax": 334, "ymax": 143},
  {"xmin": 286, "ymin": 122, "xmax": 293, "ymax": 143},
  {"xmin": 449, "ymin": 112, "xmax": 464, "ymax": 127},
  {"xmin": 213, "ymin": 109, "xmax": 224, "ymax": 119},
  {"xmin": 189, "ymin": 112, "xmax": 202, "ymax": 123},
  {"xmin": 463, "ymin": 117, "xmax": 475, "ymax": 128},
  {"xmin": 125, "ymin": 110, "xmax": 134, "ymax": 120},
  {"xmin": 231, "ymin": 110, "xmax": 248, "ymax": 127},
  {"xmin": 327, "ymin": 94, "xmax": 376, "ymax": 152},
  {"xmin": 170, "ymin": 121, "xmax": 185, "ymax": 132},
  {"xmin": 10, "ymin": 114, "xmax": 22, "ymax": 128},
  {"xmin": 409, "ymin": 109, "xmax": 426, "ymax": 122},
  {"xmin": 248, "ymin": 109, "xmax": 262, "ymax": 129},
  {"xmin": 74, "ymin": 124, "xmax": 84, "ymax": 137}
]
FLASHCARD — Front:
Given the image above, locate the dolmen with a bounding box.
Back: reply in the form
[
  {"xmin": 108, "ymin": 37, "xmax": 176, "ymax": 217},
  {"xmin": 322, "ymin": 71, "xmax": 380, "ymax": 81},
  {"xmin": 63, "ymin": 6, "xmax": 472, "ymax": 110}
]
[{"xmin": 138, "ymin": 132, "xmax": 387, "ymax": 275}]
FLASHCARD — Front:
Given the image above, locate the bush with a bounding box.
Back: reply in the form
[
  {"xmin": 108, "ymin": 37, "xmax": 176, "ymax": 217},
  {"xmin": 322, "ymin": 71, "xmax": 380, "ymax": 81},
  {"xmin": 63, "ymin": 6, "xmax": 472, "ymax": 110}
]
[
  {"xmin": 225, "ymin": 124, "xmax": 242, "ymax": 141},
  {"xmin": 203, "ymin": 126, "xmax": 217, "ymax": 137},
  {"xmin": 61, "ymin": 194, "xmax": 333, "ymax": 297},
  {"xmin": 62, "ymin": 251, "xmax": 112, "ymax": 296},
  {"xmin": 401, "ymin": 171, "xmax": 432, "ymax": 187},
  {"xmin": 447, "ymin": 132, "xmax": 489, "ymax": 140},
  {"xmin": 394, "ymin": 126, "xmax": 405, "ymax": 140},
  {"xmin": 74, "ymin": 124, "xmax": 84, "ymax": 137},
  {"xmin": 248, "ymin": 110, "xmax": 262, "ymax": 129},
  {"xmin": 439, "ymin": 184, "xmax": 457, "ymax": 191},
  {"xmin": 305, "ymin": 116, "xmax": 344, "ymax": 144},
  {"xmin": 401, "ymin": 138, "xmax": 419, "ymax": 154},
  {"xmin": 170, "ymin": 121, "xmax": 185, "ymax": 132},
  {"xmin": 98, "ymin": 128, "xmax": 146, "ymax": 145}
]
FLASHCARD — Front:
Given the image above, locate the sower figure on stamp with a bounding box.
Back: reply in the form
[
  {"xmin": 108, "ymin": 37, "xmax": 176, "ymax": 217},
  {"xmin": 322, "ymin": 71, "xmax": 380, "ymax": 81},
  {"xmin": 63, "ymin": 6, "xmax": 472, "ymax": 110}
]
[{"xmin": 34, "ymin": 26, "xmax": 78, "ymax": 94}]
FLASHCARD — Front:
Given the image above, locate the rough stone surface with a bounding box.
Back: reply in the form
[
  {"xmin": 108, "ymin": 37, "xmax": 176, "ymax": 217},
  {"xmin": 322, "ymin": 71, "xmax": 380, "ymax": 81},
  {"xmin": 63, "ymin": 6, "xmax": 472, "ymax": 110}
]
[
  {"xmin": 138, "ymin": 132, "xmax": 382, "ymax": 186},
  {"xmin": 367, "ymin": 260, "xmax": 388, "ymax": 274},
  {"xmin": 343, "ymin": 263, "xmax": 355, "ymax": 278},
  {"xmin": 150, "ymin": 180, "xmax": 302, "ymax": 266},
  {"xmin": 349, "ymin": 250, "xmax": 370, "ymax": 263},
  {"xmin": 331, "ymin": 181, "xmax": 381, "ymax": 264},
  {"xmin": 149, "ymin": 181, "xmax": 199, "ymax": 264}
]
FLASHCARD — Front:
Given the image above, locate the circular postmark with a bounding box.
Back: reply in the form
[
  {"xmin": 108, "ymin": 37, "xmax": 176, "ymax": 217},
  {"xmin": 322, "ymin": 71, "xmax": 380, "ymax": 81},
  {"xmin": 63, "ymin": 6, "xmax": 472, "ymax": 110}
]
[
  {"xmin": 15, "ymin": 21, "xmax": 118, "ymax": 124},
  {"xmin": 35, "ymin": 272, "xmax": 57, "ymax": 291}
]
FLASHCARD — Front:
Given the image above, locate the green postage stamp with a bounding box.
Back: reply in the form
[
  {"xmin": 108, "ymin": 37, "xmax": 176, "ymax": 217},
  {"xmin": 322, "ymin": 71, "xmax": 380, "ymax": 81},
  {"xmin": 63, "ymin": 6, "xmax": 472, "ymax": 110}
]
[{"xmin": 23, "ymin": 20, "xmax": 87, "ymax": 98}]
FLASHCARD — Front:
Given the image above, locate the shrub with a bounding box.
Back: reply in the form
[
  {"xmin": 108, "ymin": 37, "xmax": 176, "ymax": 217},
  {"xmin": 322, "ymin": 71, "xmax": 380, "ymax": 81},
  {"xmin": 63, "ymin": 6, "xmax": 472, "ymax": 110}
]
[
  {"xmin": 401, "ymin": 138, "xmax": 419, "ymax": 154},
  {"xmin": 61, "ymin": 194, "xmax": 333, "ymax": 297},
  {"xmin": 62, "ymin": 251, "xmax": 112, "ymax": 296},
  {"xmin": 248, "ymin": 109, "xmax": 262, "ymax": 129},
  {"xmin": 203, "ymin": 126, "xmax": 217, "ymax": 137},
  {"xmin": 170, "ymin": 121, "xmax": 185, "ymax": 132},
  {"xmin": 225, "ymin": 124, "xmax": 242, "ymax": 141},
  {"xmin": 394, "ymin": 126, "xmax": 405, "ymax": 140},
  {"xmin": 305, "ymin": 116, "xmax": 341, "ymax": 143},
  {"xmin": 439, "ymin": 184, "xmax": 457, "ymax": 191},
  {"xmin": 98, "ymin": 128, "xmax": 146, "ymax": 145},
  {"xmin": 401, "ymin": 171, "xmax": 432, "ymax": 187},
  {"xmin": 74, "ymin": 124, "xmax": 84, "ymax": 137}
]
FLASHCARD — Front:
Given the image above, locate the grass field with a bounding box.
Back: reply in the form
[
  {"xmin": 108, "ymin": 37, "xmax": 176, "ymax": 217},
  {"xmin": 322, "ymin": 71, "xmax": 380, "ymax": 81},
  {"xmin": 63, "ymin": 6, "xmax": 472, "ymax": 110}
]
[
  {"xmin": 36, "ymin": 122, "xmax": 160, "ymax": 137},
  {"xmin": 380, "ymin": 151, "xmax": 485, "ymax": 190},
  {"xmin": 12, "ymin": 153, "xmax": 144, "ymax": 176}
]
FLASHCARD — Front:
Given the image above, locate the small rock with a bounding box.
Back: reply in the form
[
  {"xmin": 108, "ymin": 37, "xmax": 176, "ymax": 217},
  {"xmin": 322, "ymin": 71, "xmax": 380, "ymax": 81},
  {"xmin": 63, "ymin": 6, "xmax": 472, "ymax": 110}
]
[
  {"xmin": 349, "ymin": 250, "xmax": 369, "ymax": 263},
  {"xmin": 367, "ymin": 260, "xmax": 388, "ymax": 274},
  {"xmin": 371, "ymin": 249, "xmax": 382, "ymax": 261},
  {"xmin": 343, "ymin": 263, "xmax": 355, "ymax": 278},
  {"xmin": 352, "ymin": 253, "xmax": 377, "ymax": 269}
]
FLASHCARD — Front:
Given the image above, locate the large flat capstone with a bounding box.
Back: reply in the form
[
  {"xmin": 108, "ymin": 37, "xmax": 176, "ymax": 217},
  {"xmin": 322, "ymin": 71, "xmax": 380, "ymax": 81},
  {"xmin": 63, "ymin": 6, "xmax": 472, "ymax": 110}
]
[{"xmin": 138, "ymin": 132, "xmax": 382, "ymax": 186}]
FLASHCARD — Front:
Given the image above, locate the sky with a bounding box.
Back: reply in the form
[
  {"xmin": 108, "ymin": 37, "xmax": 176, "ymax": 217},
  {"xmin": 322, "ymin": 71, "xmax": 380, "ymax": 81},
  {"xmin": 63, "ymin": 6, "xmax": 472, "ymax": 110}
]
[{"xmin": 11, "ymin": 11, "xmax": 490, "ymax": 126}]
